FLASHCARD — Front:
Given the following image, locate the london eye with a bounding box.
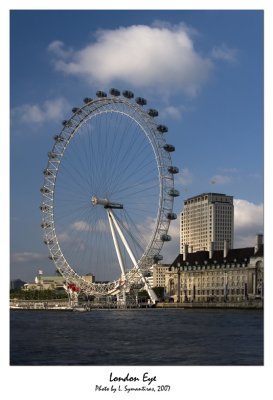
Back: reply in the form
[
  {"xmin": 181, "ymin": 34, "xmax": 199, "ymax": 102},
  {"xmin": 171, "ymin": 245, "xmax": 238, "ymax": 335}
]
[{"xmin": 40, "ymin": 89, "xmax": 179, "ymax": 303}]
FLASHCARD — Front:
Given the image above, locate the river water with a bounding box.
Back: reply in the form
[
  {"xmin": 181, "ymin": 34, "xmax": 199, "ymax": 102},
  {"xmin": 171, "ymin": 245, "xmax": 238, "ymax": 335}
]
[{"xmin": 10, "ymin": 308, "xmax": 263, "ymax": 366}]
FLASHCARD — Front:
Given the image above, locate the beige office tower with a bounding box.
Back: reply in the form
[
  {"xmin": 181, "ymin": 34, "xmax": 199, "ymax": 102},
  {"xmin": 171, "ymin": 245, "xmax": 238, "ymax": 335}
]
[{"xmin": 180, "ymin": 193, "xmax": 234, "ymax": 254}]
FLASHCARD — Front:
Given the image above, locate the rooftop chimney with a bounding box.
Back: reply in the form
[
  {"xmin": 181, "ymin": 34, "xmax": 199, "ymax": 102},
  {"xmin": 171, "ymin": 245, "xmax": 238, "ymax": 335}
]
[
  {"xmin": 255, "ymin": 234, "xmax": 263, "ymax": 253},
  {"xmin": 224, "ymin": 240, "xmax": 230, "ymax": 258},
  {"xmin": 183, "ymin": 244, "xmax": 188, "ymax": 261},
  {"xmin": 209, "ymin": 241, "xmax": 214, "ymax": 259}
]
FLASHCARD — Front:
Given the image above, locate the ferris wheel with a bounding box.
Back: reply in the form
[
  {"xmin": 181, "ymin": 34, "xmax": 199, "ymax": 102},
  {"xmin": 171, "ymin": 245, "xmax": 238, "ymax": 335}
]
[{"xmin": 40, "ymin": 89, "xmax": 179, "ymax": 303}]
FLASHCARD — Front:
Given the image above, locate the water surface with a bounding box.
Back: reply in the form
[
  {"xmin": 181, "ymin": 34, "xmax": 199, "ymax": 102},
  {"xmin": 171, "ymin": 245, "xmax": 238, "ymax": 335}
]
[{"xmin": 10, "ymin": 308, "xmax": 263, "ymax": 365}]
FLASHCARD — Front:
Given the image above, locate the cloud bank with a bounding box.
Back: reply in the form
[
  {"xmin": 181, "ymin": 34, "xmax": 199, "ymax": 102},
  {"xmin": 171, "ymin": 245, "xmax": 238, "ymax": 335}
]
[
  {"xmin": 11, "ymin": 252, "xmax": 45, "ymax": 263},
  {"xmin": 234, "ymin": 199, "xmax": 263, "ymax": 248},
  {"xmin": 211, "ymin": 43, "xmax": 238, "ymax": 63},
  {"xmin": 48, "ymin": 24, "xmax": 213, "ymax": 96},
  {"xmin": 12, "ymin": 97, "xmax": 70, "ymax": 126}
]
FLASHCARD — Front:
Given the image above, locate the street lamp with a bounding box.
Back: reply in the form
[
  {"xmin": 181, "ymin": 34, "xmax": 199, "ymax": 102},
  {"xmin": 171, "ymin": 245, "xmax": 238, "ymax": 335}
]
[{"xmin": 177, "ymin": 263, "xmax": 181, "ymax": 303}]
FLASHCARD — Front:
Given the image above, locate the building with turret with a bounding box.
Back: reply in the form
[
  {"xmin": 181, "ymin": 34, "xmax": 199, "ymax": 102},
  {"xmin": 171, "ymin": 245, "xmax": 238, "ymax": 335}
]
[{"xmin": 165, "ymin": 234, "xmax": 263, "ymax": 303}]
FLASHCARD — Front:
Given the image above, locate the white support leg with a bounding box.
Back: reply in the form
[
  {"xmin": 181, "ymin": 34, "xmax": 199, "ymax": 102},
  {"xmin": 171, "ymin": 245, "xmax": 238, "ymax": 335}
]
[
  {"xmin": 107, "ymin": 210, "xmax": 126, "ymax": 278},
  {"xmin": 108, "ymin": 210, "xmax": 158, "ymax": 304}
]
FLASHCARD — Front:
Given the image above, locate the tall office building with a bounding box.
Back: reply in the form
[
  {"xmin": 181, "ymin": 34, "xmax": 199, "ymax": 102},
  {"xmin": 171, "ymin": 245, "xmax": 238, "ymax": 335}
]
[{"xmin": 180, "ymin": 192, "xmax": 234, "ymax": 254}]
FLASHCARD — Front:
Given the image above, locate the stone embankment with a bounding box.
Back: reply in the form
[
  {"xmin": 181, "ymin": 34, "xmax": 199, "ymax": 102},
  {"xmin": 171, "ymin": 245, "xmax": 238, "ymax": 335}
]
[
  {"xmin": 10, "ymin": 299, "xmax": 71, "ymax": 310},
  {"xmin": 10, "ymin": 299, "xmax": 263, "ymax": 310},
  {"xmin": 156, "ymin": 301, "xmax": 263, "ymax": 309}
]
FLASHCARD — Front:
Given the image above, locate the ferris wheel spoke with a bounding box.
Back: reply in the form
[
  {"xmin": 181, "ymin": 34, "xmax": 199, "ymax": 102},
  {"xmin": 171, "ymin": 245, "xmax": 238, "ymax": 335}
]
[
  {"xmin": 108, "ymin": 129, "xmax": 150, "ymax": 193},
  {"xmin": 110, "ymin": 173, "xmax": 159, "ymax": 198}
]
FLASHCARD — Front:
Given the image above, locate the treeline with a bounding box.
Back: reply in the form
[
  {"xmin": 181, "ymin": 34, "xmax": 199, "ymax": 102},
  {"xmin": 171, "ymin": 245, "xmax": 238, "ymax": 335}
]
[
  {"xmin": 10, "ymin": 289, "xmax": 68, "ymax": 300},
  {"xmin": 10, "ymin": 287, "xmax": 165, "ymax": 301}
]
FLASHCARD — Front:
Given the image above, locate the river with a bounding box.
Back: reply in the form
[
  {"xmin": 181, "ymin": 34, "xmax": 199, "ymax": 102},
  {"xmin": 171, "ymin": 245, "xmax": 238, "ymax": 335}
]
[{"xmin": 10, "ymin": 308, "xmax": 263, "ymax": 365}]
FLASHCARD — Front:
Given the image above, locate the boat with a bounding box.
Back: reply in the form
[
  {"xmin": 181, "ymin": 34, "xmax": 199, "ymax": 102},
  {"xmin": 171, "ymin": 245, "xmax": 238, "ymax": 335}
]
[{"xmin": 72, "ymin": 305, "xmax": 87, "ymax": 312}]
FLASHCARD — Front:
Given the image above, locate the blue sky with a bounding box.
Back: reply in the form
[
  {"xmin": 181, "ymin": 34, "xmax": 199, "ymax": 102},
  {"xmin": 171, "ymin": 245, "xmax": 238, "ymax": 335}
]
[{"xmin": 10, "ymin": 10, "xmax": 264, "ymax": 282}]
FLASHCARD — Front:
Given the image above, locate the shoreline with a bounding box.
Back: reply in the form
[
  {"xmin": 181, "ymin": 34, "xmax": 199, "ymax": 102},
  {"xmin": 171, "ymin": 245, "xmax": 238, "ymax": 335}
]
[{"xmin": 10, "ymin": 300, "xmax": 263, "ymax": 311}]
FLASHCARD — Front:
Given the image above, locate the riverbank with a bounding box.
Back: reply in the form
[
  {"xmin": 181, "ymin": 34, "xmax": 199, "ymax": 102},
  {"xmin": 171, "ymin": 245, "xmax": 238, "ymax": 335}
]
[
  {"xmin": 156, "ymin": 301, "xmax": 263, "ymax": 309},
  {"xmin": 10, "ymin": 299, "xmax": 71, "ymax": 310},
  {"xmin": 10, "ymin": 299, "xmax": 263, "ymax": 310}
]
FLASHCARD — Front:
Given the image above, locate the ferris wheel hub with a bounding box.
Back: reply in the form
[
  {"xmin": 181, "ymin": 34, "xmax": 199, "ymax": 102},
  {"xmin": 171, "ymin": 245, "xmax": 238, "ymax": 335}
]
[{"xmin": 91, "ymin": 195, "xmax": 123, "ymax": 209}]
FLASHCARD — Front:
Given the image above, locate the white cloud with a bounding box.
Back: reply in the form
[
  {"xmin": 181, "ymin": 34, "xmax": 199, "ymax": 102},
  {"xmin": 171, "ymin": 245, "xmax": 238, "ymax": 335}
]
[
  {"xmin": 12, "ymin": 97, "xmax": 70, "ymax": 125},
  {"xmin": 211, "ymin": 43, "xmax": 238, "ymax": 63},
  {"xmin": 71, "ymin": 219, "xmax": 108, "ymax": 233},
  {"xmin": 161, "ymin": 218, "xmax": 180, "ymax": 263},
  {"xmin": 234, "ymin": 199, "xmax": 263, "ymax": 247},
  {"xmin": 57, "ymin": 232, "xmax": 70, "ymax": 242},
  {"xmin": 71, "ymin": 220, "xmax": 90, "ymax": 232},
  {"xmin": 137, "ymin": 216, "xmax": 156, "ymax": 244},
  {"xmin": 11, "ymin": 252, "xmax": 45, "ymax": 263},
  {"xmin": 176, "ymin": 168, "xmax": 193, "ymax": 186},
  {"xmin": 48, "ymin": 24, "xmax": 213, "ymax": 96},
  {"xmin": 48, "ymin": 40, "xmax": 73, "ymax": 59},
  {"xmin": 161, "ymin": 106, "xmax": 183, "ymax": 120},
  {"xmin": 234, "ymin": 199, "xmax": 263, "ymax": 230},
  {"xmin": 96, "ymin": 220, "xmax": 109, "ymax": 233}
]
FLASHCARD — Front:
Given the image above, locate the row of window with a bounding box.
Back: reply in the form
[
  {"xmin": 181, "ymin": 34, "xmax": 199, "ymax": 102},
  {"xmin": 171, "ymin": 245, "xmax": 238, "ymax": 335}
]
[
  {"xmin": 169, "ymin": 264, "xmax": 247, "ymax": 272},
  {"xmin": 181, "ymin": 288, "xmax": 245, "ymax": 296},
  {"xmin": 182, "ymin": 275, "xmax": 245, "ymax": 282},
  {"xmin": 180, "ymin": 282, "xmax": 246, "ymax": 289}
]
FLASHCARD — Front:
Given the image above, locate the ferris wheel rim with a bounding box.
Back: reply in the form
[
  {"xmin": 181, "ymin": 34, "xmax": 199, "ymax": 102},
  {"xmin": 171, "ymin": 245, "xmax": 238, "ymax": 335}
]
[{"xmin": 40, "ymin": 90, "xmax": 178, "ymax": 295}]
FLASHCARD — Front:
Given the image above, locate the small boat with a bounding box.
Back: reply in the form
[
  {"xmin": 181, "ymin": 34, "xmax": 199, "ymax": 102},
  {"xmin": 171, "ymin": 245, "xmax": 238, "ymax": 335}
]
[{"xmin": 72, "ymin": 305, "xmax": 87, "ymax": 312}]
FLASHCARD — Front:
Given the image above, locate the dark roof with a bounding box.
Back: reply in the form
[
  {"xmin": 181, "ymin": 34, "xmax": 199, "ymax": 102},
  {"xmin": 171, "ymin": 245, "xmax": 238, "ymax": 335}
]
[
  {"xmin": 224, "ymin": 247, "xmax": 255, "ymax": 262},
  {"xmin": 170, "ymin": 246, "xmax": 262, "ymax": 267}
]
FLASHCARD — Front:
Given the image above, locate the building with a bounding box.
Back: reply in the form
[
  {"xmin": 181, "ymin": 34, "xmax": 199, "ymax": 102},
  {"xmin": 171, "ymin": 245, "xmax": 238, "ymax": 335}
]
[
  {"xmin": 152, "ymin": 264, "xmax": 170, "ymax": 288},
  {"xmin": 180, "ymin": 192, "xmax": 234, "ymax": 254},
  {"xmin": 23, "ymin": 270, "xmax": 95, "ymax": 291},
  {"xmin": 165, "ymin": 234, "xmax": 263, "ymax": 303},
  {"xmin": 23, "ymin": 272, "xmax": 65, "ymax": 291}
]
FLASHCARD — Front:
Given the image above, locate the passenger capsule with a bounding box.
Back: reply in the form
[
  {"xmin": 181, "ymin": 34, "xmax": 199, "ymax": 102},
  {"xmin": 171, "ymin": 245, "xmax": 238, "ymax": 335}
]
[
  {"xmin": 148, "ymin": 109, "xmax": 159, "ymax": 117},
  {"xmin": 40, "ymin": 187, "xmax": 51, "ymax": 194},
  {"xmin": 43, "ymin": 169, "xmax": 53, "ymax": 176},
  {"xmin": 161, "ymin": 234, "xmax": 172, "ymax": 242},
  {"xmin": 168, "ymin": 166, "xmax": 179, "ymax": 174},
  {"xmin": 136, "ymin": 97, "xmax": 147, "ymax": 106},
  {"xmin": 109, "ymin": 88, "xmax": 120, "ymax": 96},
  {"xmin": 163, "ymin": 144, "xmax": 175, "ymax": 152},
  {"xmin": 49, "ymin": 255, "xmax": 59, "ymax": 261},
  {"xmin": 153, "ymin": 254, "xmax": 163, "ymax": 262},
  {"xmin": 83, "ymin": 97, "xmax": 92, "ymax": 104},
  {"xmin": 96, "ymin": 90, "xmax": 107, "ymax": 98},
  {"xmin": 167, "ymin": 212, "xmax": 177, "ymax": 220},
  {"xmin": 168, "ymin": 189, "xmax": 180, "ymax": 197},
  {"xmin": 41, "ymin": 222, "xmax": 51, "ymax": 228},
  {"xmin": 40, "ymin": 204, "xmax": 50, "ymax": 212},
  {"xmin": 48, "ymin": 152, "xmax": 58, "ymax": 159},
  {"xmin": 72, "ymin": 107, "xmax": 81, "ymax": 114},
  {"xmin": 54, "ymin": 135, "xmax": 64, "ymax": 142},
  {"xmin": 157, "ymin": 124, "xmax": 168, "ymax": 133},
  {"xmin": 43, "ymin": 239, "xmax": 54, "ymax": 245},
  {"xmin": 62, "ymin": 120, "xmax": 72, "ymax": 128},
  {"xmin": 122, "ymin": 90, "xmax": 134, "ymax": 99}
]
